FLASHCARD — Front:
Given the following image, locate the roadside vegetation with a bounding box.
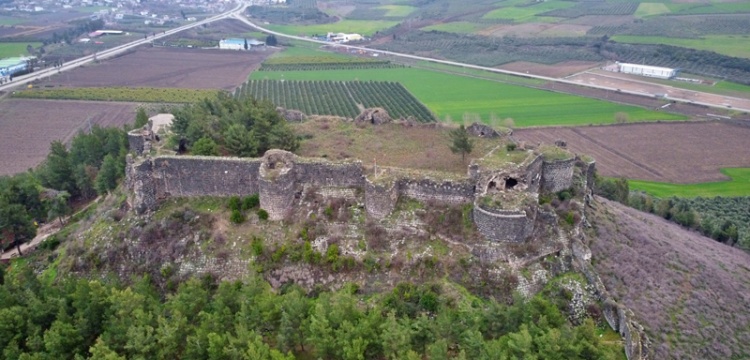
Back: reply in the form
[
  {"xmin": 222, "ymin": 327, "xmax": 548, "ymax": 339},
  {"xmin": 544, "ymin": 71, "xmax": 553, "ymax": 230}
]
[{"xmin": 12, "ymin": 87, "xmax": 220, "ymax": 103}]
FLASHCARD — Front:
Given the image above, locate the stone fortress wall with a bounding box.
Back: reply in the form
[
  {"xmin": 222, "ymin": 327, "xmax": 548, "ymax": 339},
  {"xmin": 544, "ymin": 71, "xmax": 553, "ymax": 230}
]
[{"xmin": 127, "ymin": 147, "xmax": 590, "ymax": 243}]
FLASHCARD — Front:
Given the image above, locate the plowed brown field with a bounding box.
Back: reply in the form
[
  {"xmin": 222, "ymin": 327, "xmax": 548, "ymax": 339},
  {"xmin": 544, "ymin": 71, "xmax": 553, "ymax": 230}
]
[
  {"xmin": 42, "ymin": 46, "xmax": 277, "ymax": 90},
  {"xmin": 514, "ymin": 121, "xmax": 750, "ymax": 183},
  {"xmin": 0, "ymin": 99, "xmax": 137, "ymax": 175}
]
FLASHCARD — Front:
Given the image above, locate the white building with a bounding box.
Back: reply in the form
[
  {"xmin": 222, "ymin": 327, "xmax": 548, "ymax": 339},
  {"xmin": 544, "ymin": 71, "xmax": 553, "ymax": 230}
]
[
  {"xmin": 617, "ymin": 62, "xmax": 678, "ymax": 79},
  {"xmin": 327, "ymin": 32, "xmax": 363, "ymax": 43}
]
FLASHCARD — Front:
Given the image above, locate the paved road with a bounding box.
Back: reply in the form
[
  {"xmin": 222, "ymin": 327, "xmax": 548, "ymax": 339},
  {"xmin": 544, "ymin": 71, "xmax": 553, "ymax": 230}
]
[
  {"xmin": 0, "ymin": 2, "xmax": 247, "ymax": 92},
  {"xmin": 231, "ymin": 13, "xmax": 750, "ymax": 114}
]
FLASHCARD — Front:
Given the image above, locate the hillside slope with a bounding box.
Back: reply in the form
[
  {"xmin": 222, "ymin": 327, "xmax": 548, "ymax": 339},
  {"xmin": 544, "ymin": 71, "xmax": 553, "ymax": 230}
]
[{"xmin": 587, "ymin": 197, "xmax": 750, "ymax": 359}]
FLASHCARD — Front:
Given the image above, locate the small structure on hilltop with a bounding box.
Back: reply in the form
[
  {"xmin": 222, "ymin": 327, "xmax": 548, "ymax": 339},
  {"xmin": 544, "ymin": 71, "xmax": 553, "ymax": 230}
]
[
  {"xmin": 327, "ymin": 32, "xmax": 363, "ymax": 43},
  {"xmin": 219, "ymin": 38, "xmax": 265, "ymax": 50}
]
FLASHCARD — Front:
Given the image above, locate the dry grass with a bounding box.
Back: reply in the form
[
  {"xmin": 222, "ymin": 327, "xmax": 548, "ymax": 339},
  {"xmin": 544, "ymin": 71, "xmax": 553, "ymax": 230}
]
[
  {"xmin": 589, "ymin": 197, "xmax": 750, "ymax": 359},
  {"xmin": 292, "ymin": 118, "xmax": 499, "ymax": 174}
]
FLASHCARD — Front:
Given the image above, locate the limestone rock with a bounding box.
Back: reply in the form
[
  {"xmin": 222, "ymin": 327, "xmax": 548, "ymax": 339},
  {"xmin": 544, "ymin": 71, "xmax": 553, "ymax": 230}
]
[
  {"xmin": 276, "ymin": 107, "xmax": 307, "ymax": 122},
  {"xmin": 355, "ymin": 107, "xmax": 392, "ymax": 125},
  {"xmin": 467, "ymin": 122, "xmax": 500, "ymax": 138}
]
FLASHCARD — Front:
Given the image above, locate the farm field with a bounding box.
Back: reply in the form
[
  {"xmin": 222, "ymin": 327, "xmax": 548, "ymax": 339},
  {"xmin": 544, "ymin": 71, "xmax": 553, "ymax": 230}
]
[
  {"xmin": 41, "ymin": 46, "xmax": 276, "ymax": 90},
  {"xmin": 420, "ymin": 22, "xmax": 489, "ymax": 34},
  {"xmin": 250, "ymin": 68, "xmax": 685, "ymax": 126},
  {"xmin": 0, "ymin": 99, "xmax": 137, "ymax": 176},
  {"xmin": 236, "ymin": 79, "xmax": 435, "ymax": 121},
  {"xmin": 375, "ymin": 5, "xmax": 416, "ymax": 17},
  {"xmin": 265, "ymin": 20, "xmax": 398, "ymax": 37},
  {"xmin": 611, "ymin": 35, "xmax": 750, "ymax": 59},
  {"xmin": 482, "ymin": 1, "xmax": 574, "ymax": 22},
  {"xmin": 12, "ymin": 87, "xmax": 220, "ymax": 103},
  {"xmin": 498, "ymin": 61, "xmax": 598, "ymax": 78},
  {"xmin": 514, "ymin": 121, "xmax": 750, "ymax": 184},
  {"xmin": 0, "ymin": 42, "xmax": 40, "ymax": 58},
  {"xmin": 629, "ymin": 168, "xmax": 750, "ymax": 197}
]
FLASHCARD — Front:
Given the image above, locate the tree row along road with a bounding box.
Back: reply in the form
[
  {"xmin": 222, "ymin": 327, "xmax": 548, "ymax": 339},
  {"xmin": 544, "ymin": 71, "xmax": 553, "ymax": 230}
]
[
  {"xmin": 0, "ymin": 2, "xmax": 246, "ymax": 92},
  {"xmin": 231, "ymin": 13, "xmax": 750, "ymax": 114}
]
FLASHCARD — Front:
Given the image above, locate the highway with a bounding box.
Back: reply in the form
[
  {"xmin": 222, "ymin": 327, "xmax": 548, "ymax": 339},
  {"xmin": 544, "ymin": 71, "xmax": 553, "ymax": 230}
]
[
  {"xmin": 0, "ymin": 2, "xmax": 247, "ymax": 92},
  {"xmin": 230, "ymin": 12, "xmax": 750, "ymax": 114}
]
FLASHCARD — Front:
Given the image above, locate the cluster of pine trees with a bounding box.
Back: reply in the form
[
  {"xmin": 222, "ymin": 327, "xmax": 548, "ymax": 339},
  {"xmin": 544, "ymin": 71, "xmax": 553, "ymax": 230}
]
[
  {"xmin": 0, "ymin": 264, "xmax": 623, "ymax": 360},
  {"xmin": 171, "ymin": 93, "xmax": 299, "ymax": 157}
]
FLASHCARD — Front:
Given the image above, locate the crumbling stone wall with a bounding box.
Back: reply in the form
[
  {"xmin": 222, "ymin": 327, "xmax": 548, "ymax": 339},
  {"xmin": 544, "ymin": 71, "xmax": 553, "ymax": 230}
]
[
  {"xmin": 541, "ymin": 158, "xmax": 576, "ymax": 193},
  {"xmin": 365, "ymin": 179, "xmax": 398, "ymax": 220},
  {"xmin": 295, "ymin": 161, "xmax": 364, "ymax": 188},
  {"xmin": 525, "ymin": 156, "xmax": 544, "ymax": 194},
  {"xmin": 154, "ymin": 156, "xmax": 261, "ymax": 198},
  {"xmin": 397, "ymin": 178, "xmax": 475, "ymax": 205},
  {"xmin": 127, "ymin": 129, "xmax": 146, "ymax": 156},
  {"xmin": 127, "ymin": 155, "xmax": 158, "ymax": 214},
  {"xmin": 473, "ymin": 205, "xmax": 536, "ymax": 242}
]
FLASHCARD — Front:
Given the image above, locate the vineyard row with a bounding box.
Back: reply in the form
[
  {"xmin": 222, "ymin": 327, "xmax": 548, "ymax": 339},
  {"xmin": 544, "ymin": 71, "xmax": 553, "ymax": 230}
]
[{"xmin": 234, "ymin": 80, "xmax": 436, "ymax": 122}]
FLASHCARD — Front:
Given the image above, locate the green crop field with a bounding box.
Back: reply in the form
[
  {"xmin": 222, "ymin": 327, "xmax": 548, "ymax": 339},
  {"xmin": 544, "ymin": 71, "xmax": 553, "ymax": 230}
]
[
  {"xmin": 634, "ymin": 3, "xmax": 671, "ymax": 18},
  {"xmin": 420, "ymin": 22, "xmax": 488, "ymax": 34},
  {"xmin": 612, "ymin": 35, "xmax": 750, "ymax": 59},
  {"xmin": 376, "ymin": 5, "xmax": 417, "ymax": 17},
  {"xmin": 668, "ymin": 2, "xmax": 750, "ymax": 15},
  {"xmin": 482, "ymin": 1, "xmax": 573, "ymax": 22},
  {"xmin": 629, "ymin": 168, "xmax": 750, "ymax": 197},
  {"xmin": 0, "ymin": 42, "xmax": 40, "ymax": 58},
  {"xmin": 0, "ymin": 16, "xmax": 24, "ymax": 25},
  {"xmin": 251, "ymin": 67, "xmax": 686, "ymax": 127},
  {"xmin": 714, "ymin": 81, "xmax": 750, "ymax": 94},
  {"xmin": 266, "ymin": 20, "xmax": 399, "ymax": 37}
]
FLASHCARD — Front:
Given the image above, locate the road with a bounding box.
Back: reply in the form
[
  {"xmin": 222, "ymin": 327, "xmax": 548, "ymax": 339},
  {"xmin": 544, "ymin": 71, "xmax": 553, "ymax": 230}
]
[
  {"xmin": 230, "ymin": 13, "xmax": 750, "ymax": 114},
  {"xmin": 0, "ymin": 2, "xmax": 247, "ymax": 92},
  {"xmin": 1, "ymin": 1, "xmax": 746, "ymax": 114}
]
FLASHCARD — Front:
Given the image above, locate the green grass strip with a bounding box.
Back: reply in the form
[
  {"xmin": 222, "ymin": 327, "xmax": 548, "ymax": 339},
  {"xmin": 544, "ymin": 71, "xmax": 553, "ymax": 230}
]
[
  {"xmin": 12, "ymin": 87, "xmax": 219, "ymax": 103},
  {"xmin": 629, "ymin": 168, "xmax": 750, "ymax": 197}
]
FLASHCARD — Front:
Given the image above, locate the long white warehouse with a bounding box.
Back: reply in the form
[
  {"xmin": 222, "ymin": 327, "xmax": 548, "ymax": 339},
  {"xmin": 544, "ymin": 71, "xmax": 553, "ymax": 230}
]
[{"xmin": 617, "ymin": 62, "xmax": 678, "ymax": 79}]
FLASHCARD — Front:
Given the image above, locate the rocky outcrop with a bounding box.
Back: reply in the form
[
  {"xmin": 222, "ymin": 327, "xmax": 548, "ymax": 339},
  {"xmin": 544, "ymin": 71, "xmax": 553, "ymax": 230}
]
[
  {"xmin": 355, "ymin": 107, "xmax": 392, "ymax": 125},
  {"xmin": 276, "ymin": 107, "xmax": 307, "ymax": 122},
  {"xmin": 467, "ymin": 122, "xmax": 501, "ymax": 138}
]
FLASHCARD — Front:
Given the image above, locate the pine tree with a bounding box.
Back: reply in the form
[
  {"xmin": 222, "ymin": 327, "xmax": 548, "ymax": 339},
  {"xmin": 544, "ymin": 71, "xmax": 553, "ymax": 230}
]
[
  {"xmin": 448, "ymin": 125, "xmax": 474, "ymax": 162},
  {"xmin": 134, "ymin": 108, "xmax": 149, "ymax": 129}
]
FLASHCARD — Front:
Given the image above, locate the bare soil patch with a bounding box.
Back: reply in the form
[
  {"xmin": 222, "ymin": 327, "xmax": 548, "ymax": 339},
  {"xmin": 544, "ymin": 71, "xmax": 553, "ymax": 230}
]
[
  {"xmin": 499, "ymin": 60, "xmax": 598, "ymax": 78},
  {"xmin": 514, "ymin": 121, "xmax": 750, "ymax": 183},
  {"xmin": 589, "ymin": 198, "xmax": 750, "ymax": 359},
  {"xmin": 293, "ymin": 118, "xmax": 499, "ymax": 175},
  {"xmin": 42, "ymin": 46, "xmax": 277, "ymax": 90},
  {"xmin": 568, "ymin": 70, "xmax": 750, "ymax": 111},
  {"xmin": 538, "ymin": 24, "xmax": 591, "ymax": 37},
  {"xmin": 477, "ymin": 23, "xmax": 550, "ymax": 37},
  {"xmin": 0, "ymin": 99, "xmax": 137, "ymax": 176}
]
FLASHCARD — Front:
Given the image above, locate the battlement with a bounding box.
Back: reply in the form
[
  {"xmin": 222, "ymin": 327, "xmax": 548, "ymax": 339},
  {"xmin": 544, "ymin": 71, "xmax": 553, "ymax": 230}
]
[{"xmin": 126, "ymin": 148, "xmax": 594, "ymax": 242}]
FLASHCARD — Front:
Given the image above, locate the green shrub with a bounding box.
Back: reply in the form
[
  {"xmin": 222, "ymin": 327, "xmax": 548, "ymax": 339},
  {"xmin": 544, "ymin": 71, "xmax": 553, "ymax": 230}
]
[
  {"xmin": 324, "ymin": 205, "xmax": 334, "ymax": 220},
  {"xmin": 565, "ymin": 212, "xmax": 575, "ymax": 226},
  {"xmin": 557, "ymin": 190, "xmax": 572, "ymax": 201},
  {"xmin": 228, "ymin": 196, "xmax": 242, "ymax": 211},
  {"xmin": 506, "ymin": 143, "xmax": 517, "ymax": 151},
  {"xmin": 326, "ymin": 244, "xmax": 340, "ymax": 264},
  {"xmin": 38, "ymin": 236, "xmax": 61, "ymax": 251},
  {"xmin": 257, "ymin": 209, "xmax": 269, "ymax": 220},
  {"xmin": 230, "ymin": 209, "xmax": 245, "ymax": 224},
  {"xmin": 242, "ymin": 194, "xmax": 260, "ymax": 210},
  {"xmin": 271, "ymin": 244, "xmax": 286, "ymax": 262},
  {"xmin": 251, "ymin": 237, "xmax": 264, "ymax": 257},
  {"xmin": 539, "ymin": 194, "xmax": 553, "ymax": 205}
]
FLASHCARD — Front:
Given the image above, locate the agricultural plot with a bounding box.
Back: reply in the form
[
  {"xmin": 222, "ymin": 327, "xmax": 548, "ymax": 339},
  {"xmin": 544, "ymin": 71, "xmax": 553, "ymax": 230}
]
[
  {"xmin": 589, "ymin": 14, "xmax": 750, "ymax": 38},
  {"xmin": 634, "ymin": 3, "xmax": 671, "ymax": 18},
  {"xmin": 514, "ymin": 121, "xmax": 750, "ymax": 184},
  {"xmin": 420, "ymin": 22, "xmax": 489, "ymax": 34},
  {"xmin": 629, "ymin": 168, "xmax": 750, "ymax": 197},
  {"xmin": 251, "ymin": 67, "xmax": 685, "ymax": 126},
  {"xmin": 12, "ymin": 87, "xmax": 219, "ymax": 103},
  {"xmin": 235, "ymin": 79, "xmax": 435, "ymax": 122},
  {"xmin": 260, "ymin": 55, "xmax": 402, "ymax": 71},
  {"xmin": 0, "ymin": 42, "xmax": 39, "ymax": 58},
  {"xmin": 539, "ymin": 2, "xmax": 638, "ymax": 18},
  {"xmin": 482, "ymin": 1, "xmax": 574, "ymax": 22},
  {"xmin": 41, "ymin": 46, "xmax": 275, "ymax": 90},
  {"xmin": 611, "ymin": 35, "xmax": 750, "ymax": 59},
  {"xmin": 0, "ymin": 99, "xmax": 137, "ymax": 176},
  {"xmin": 265, "ymin": 20, "xmax": 399, "ymax": 37}
]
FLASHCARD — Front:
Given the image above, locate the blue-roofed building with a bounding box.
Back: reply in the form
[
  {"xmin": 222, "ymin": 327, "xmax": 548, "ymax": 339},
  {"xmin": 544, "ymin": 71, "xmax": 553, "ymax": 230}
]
[{"xmin": 0, "ymin": 56, "xmax": 34, "ymax": 82}]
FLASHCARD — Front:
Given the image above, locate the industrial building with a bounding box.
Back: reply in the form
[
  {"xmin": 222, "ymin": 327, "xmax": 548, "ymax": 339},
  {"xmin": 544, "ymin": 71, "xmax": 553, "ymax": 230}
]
[
  {"xmin": 326, "ymin": 32, "xmax": 364, "ymax": 43},
  {"xmin": 616, "ymin": 62, "xmax": 678, "ymax": 79},
  {"xmin": 219, "ymin": 38, "xmax": 265, "ymax": 50}
]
